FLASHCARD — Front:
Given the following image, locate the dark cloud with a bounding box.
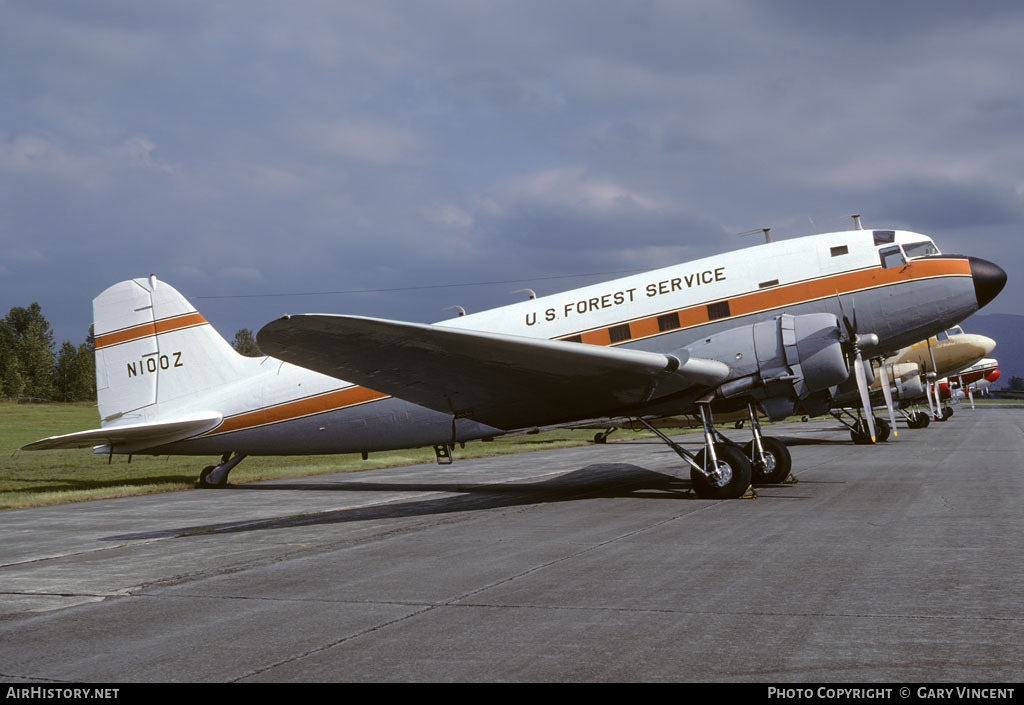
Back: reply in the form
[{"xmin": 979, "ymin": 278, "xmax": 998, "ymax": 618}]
[{"xmin": 2, "ymin": 1, "xmax": 1022, "ymax": 347}]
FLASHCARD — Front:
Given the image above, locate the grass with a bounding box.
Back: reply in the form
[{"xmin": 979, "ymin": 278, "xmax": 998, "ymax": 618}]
[{"xmin": 1, "ymin": 402, "xmax": 688, "ymax": 510}]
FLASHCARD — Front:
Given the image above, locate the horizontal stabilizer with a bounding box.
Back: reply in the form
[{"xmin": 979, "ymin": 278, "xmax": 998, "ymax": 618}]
[
  {"xmin": 258, "ymin": 314, "xmax": 729, "ymax": 429},
  {"xmin": 21, "ymin": 412, "xmax": 223, "ymax": 451}
]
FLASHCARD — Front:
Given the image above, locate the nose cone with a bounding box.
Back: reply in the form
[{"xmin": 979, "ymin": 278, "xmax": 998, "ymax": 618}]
[
  {"xmin": 959, "ymin": 333, "xmax": 996, "ymax": 357},
  {"xmin": 969, "ymin": 257, "xmax": 1007, "ymax": 309}
]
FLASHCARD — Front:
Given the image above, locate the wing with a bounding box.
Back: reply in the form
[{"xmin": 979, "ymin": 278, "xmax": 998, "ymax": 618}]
[
  {"xmin": 21, "ymin": 412, "xmax": 222, "ymax": 451},
  {"xmin": 257, "ymin": 314, "xmax": 730, "ymax": 430}
]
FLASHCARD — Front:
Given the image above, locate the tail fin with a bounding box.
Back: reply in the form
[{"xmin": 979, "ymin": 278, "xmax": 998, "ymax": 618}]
[{"xmin": 93, "ymin": 275, "xmax": 259, "ymax": 422}]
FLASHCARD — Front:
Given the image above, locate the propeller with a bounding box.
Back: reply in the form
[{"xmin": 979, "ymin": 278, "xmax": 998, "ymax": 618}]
[
  {"xmin": 925, "ymin": 337, "xmax": 941, "ymax": 420},
  {"xmin": 961, "ymin": 374, "xmax": 975, "ymax": 409},
  {"xmin": 836, "ymin": 295, "xmax": 877, "ymax": 443},
  {"xmin": 876, "ymin": 359, "xmax": 899, "ymax": 440}
]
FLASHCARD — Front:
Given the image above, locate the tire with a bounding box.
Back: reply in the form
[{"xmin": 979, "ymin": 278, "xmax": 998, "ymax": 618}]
[
  {"xmin": 196, "ymin": 465, "xmax": 225, "ymax": 489},
  {"xmin": 906, "ymin": 414, "xmax": 922, "ymax": 430},
  {"xmin": 743, "ymin": 437, "xmax": 792, "ymax": 485},
  {"xmin": 942, "ymin": 406, "xmax": 954, "ymax": 419},
  {"xmin": 873, "ymin": 416, "xmax": 891, "ymax": 442},
  {"xmin": 850, "ymin": 419, "xmax": 874, "ymax": 445},
  {"xmin": 918, "ymin": 412, "xmax": 931, "ymax": 428},
  {"xmin": 690, "ymin": 445, "xmax": 753, "ymax": 499}
]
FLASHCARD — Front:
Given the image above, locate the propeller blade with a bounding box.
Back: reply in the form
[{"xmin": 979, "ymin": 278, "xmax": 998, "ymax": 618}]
[
  {"xmin": 924, "ymin": 374, "xmax": 936, "ymax": 418},
  {"xmin": 853, "ymin": 352, "xmax": 876, "ymax": 443},
  {"xmin": 877, "ymin": 360, "xmax": 898, "ymax": 439},
  {"xmin": 836, "ymin": 294, "xmax": 856, "ymax": 340}
]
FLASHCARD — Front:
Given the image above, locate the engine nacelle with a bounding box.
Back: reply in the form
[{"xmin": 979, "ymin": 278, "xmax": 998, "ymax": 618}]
[
  {"xmin": 682, "ymin": 313, "xmax": 850, "ymax": 419},
  {"xmin": 890, "ymin": 363, "xmax": 924, "ymax": 401}
]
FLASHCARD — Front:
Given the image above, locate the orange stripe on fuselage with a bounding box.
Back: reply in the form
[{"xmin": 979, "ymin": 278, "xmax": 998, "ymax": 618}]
[
  {"xmin": 95, "ymin": 312, "xmax": 207, "ymax": 349},
  {"xmin": 562, "ymin": 257, "xmax": 971, "ymax": 343},
  {"xmin": 200, "ymin": 257, "xmax": 973, "ymax": 438},
  {"xmin": 207, "ymin": 386, "xmax": 390, "ymax": 436}
]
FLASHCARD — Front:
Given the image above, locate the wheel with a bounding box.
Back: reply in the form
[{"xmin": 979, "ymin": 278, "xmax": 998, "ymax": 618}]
[
  {"xmin": 196, "ymin": 465, "xmax": 226, "ymax": 489},
  {"xmin": 850, "ymin": 419, "xmax": 874, "ymax": 445},
  {"xmin": 914, "ymin": 411, "xmax": 930, "ymax": 428},
  {"xmin": 942, "ymin": 406, "xmax": 954, "ymax": 419},
  {"xmin": 690, "ymin": 445, "xmax": 752, "ymax": 499},
  {"xmin": 743, "ymin": 437, "xmax": 792, "ymax": 484},
  {"xmin": 593, "ymin": 432, "xmax": 606, "ymax": 444},
  {"xmin": 905, "ymin": 414, "xmax": 922, "ymax": 430},
  {"xmin": 733, "ymin": 420, "xmax": 745, "ymax": 429},
  {"xmin": 873, "ymin": 416, "xmax": 891, "ymax": 442}
]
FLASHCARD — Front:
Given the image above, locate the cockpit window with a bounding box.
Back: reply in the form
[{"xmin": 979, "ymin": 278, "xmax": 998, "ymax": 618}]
[
  {"xmin": 936, "ymin": 331, "xmax": 949, "ymax": 341},
  {"xmin": 873, "ymin": 230, "xmax": 896, "ymax": 245},
  {"xmin": 946, "ymin": 326, "xmax": 964, "ymax": 336},
  {"xmin": 903, "ymin": 240, "xmax": 939, "ymax": 259},
  {"xmin": 879, "ymin": 245, "xmax": 906, "ymax": 269}
]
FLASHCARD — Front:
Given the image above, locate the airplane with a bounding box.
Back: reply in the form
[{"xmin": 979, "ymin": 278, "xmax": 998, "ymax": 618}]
[
  {"xmin": 828, "ymin": 327, "xmax": 996, "ymax": 440},
  {"xmin": 23, "ymin": 227, "xmax": 1007, "ymax": 499},
  {"xmin": 939, "ymin": 357, "xmax": 1000, "ymax": 409}
]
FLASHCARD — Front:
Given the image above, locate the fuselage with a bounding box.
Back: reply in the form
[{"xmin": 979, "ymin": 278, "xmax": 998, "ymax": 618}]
[{"xmin": 132, "ymin": 228, "xmax": 1003, "ymax": 456}]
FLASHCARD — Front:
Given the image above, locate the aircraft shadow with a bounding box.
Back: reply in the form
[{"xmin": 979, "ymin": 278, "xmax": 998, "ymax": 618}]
[{"xmin": 101, "ymin": 464, "xmax": 705, "ymax": 541}]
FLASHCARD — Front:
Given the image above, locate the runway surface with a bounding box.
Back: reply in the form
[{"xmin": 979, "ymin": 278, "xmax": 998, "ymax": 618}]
[{"xmin": 1, "ymin": 408, "xmax": 1022, "ymax": 682}]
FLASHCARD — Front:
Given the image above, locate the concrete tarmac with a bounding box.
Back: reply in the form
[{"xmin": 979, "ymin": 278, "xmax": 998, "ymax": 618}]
[{"xmin": 1, "ymin": 408, "xmax": 1022, "ymax": 682}]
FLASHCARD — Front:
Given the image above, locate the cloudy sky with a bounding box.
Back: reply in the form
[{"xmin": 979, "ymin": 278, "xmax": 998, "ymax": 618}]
[{"xmin": 3, "ymin": 1, "xmax": 1022, "ymax": 346}]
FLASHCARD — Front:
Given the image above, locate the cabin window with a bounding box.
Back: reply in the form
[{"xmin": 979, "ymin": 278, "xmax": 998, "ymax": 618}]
[
  {"xmin": 947, "ymin": 326, "xmax": 963, "ymax": 336},
  {"xmin": 830, "ymin": 245, "xmax": 849, "ymax": 257},
  {"xmin": 706, "ymin": 301, "xmax": 731, "ymax": 321},
  {"xmin": 563, "ymin": 335, "xmax": 582, "ymax": 344},
  {"xmin": 879, "ymin": 245, "xmax": 906, "ymax": 269},
  {"xmin": 936, "ymin": 331, "xmax": 949, "ymax": 341},
  {"xmin": 657, "ymin": 312, "xmax": 680, "ymax": 332},
  {"xmin": 608, "ymin": 324, "xmax": 631, "ymax": 343},
  {"xmin": 758, "ymin": 279, "xmax": 780, "ymax": 289},
  {"xmin": 873, "ymin": 230, "xmax": 896, "ymax": 245},
  {"xmin": 903, "ymin": 240, "xmax": 939, "ymax": 259}
]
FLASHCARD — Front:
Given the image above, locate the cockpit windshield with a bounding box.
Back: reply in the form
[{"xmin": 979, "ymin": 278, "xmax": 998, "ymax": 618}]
[{"xmin": 902, "ymin": 240, "xmax": 939, "ymax": 259}]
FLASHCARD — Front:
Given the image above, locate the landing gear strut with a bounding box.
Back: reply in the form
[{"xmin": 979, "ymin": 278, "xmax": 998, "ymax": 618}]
[
  {"xmin": 196, "ymin": 452, "xmax": 247, "ymax": 488},
  {"xmin": 829, "ymin": 407, "xmax": 886, "ymax": 444},
  {"xmin": 902, "ymin": 408, "xmax": 931, "ymax": 429},
  {"xmin": 738, "ymin": 402, "xmax": 792, "ymax": 484},
  {"xmin": 635, "ymin": 403, "xmax": 753, "ymax": 499}
]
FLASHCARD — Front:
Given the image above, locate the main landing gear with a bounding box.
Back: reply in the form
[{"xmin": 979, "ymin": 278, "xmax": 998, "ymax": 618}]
[
  {"xmin": 902, "ymin": 408, "xmax": 931, "ymax": 429},
  {"xmin": 739, "ymin": 402, "xmax": 792, "ymax": 484},
  {"xmin": 196, "ymin": 452, "xmax": 247, "ymax": 488},
  {"xmin": 829, "ymin": 408, "xmax": 889, "ymax": 444},
  {"xmin": 636, "ymin": 402, "xmax": 790, "ymax": 499}
]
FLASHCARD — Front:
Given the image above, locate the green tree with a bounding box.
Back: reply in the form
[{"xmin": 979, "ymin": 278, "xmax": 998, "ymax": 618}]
[
  {"xmin": 232, "ymin": 328, "xmax": 263, "ymax": 357},
  {"xmin": 0, "ymin": 321, "xmax": 25, "ymax": 397},
  {"xmin": 1009, "ymin": 376, "xmax": 1024, "ymax": 392},
  {"xmin": 54, "ymin": 339, "xmax": 96, "ymax": 402},
  {"xmin": 4, "ymin": 303, "xmax": 56, "ymax": 398},
  {"xmin": 16, "ymin": 320, "xmax": 56, "ymax": 399}
]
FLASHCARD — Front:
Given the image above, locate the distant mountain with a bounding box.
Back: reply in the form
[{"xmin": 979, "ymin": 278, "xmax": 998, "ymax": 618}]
[{"xmin": 958, "ymin": 313, "xmax": 1024, "ymax": 389}]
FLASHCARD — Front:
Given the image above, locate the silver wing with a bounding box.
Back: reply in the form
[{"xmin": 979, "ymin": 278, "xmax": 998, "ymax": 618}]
[{"xmin": 257, "ymin": 314, "xmax": 730, "ymax": 430}]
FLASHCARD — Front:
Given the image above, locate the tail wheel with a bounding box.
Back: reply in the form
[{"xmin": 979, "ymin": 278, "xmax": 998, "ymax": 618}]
[
  {"xmin": 743, "ymin": 437, "xmax": 792, "ymax": 485},
  {"xmin": 691, "ymin": 445, "xmax": 752, "ymax": 499},
  {"xmin": 197, "ymin": 466, "xmax": 226, "ymax": 489}
]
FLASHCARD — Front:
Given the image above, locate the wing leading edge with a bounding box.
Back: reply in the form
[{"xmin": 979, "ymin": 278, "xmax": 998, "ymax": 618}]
[{"xmin": 257, "ymin": 314, "xmax": 730, "ymax": 430}]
